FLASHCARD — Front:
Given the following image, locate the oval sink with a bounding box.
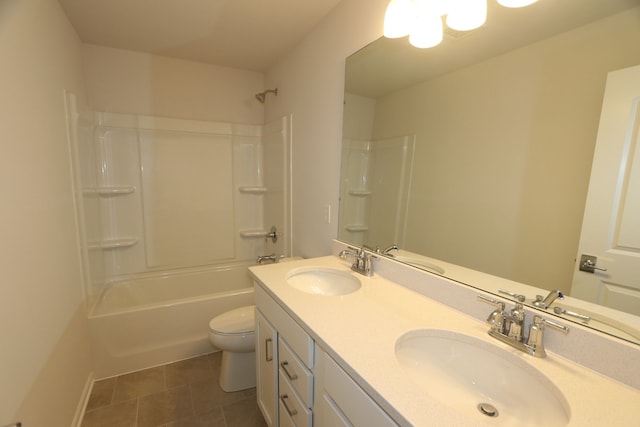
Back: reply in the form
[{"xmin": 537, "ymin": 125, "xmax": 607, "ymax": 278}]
[
  {"xmin": 395, "ymin": 329, "xmax": 570, "ymax": 426},
  {"xmin": 286, "ymin": 267, "xmax": 361, "ymax": 296},
  {"xmin": 555, "ymin": 303, "xmax": 640, "ymax": 344}
]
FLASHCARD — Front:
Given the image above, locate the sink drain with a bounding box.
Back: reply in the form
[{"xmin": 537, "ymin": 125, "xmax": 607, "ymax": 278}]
[{"xmin": 477, "ymin": 403, "xmax": 499, "ymax": 418}]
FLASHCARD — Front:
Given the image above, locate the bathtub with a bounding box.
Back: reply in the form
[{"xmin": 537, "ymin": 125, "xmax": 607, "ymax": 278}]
[{"xmin": 89, "ymin": 263, "xmax": 255, "ymax": 379}]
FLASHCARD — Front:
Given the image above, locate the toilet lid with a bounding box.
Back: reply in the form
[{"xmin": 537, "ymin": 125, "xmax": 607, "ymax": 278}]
[{"xmin": 209, "ymin": 305, "xmax": 255, "ymax": 334}]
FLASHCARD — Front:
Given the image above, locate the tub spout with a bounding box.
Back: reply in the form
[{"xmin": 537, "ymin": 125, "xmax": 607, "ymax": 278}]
[{"xmin": 257, "ymin": 254, "xmax": 279, "ymax": 264}]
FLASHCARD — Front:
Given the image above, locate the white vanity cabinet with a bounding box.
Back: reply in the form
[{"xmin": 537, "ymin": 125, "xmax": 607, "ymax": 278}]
[
  {"xmin": 255, "ymin": 283, "xmax": 399, "ymax": 427},
  {"xmin": 256, "ymin": 309, "xmax": 278, "ymax": 426},
  {"xmin": 255, "ymin": 284, "xmax": 315, "ymax": 427}
]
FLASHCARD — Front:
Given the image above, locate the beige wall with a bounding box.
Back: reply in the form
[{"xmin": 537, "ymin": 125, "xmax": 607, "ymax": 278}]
[
  {"xmin": 83, "ymin": 44, "xmax": 265, "ymax": 124},
  {"xmin": 0, "ymin": 0, "xmax": 92, "ymax": 425},
  {"xmin": 371, "ymin": 8, "xmax": 640, "ymax": 292},
  {"xmin": 264, "ymin": 0, "xmax": 388, "ymax": 257}
]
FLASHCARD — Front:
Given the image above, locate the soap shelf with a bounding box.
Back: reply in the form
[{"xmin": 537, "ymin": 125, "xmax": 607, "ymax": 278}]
[
  {"xmin": 238, "ymin": 186, "xmax": 267, "ymax": 194},
  {"xmin": 88, "ymin": 238, "xmax": 138, "ymax": 250},
  {"xmin": 348, "ymin": 189, "xmax": 372, "ymax": 196},
  {"xmin": 345, "ymin": 225, "xmax": 369, "ymax": 232},
  {"xmin": 83, "ymin": 186, "xmax": 135, "ymax": 196}
]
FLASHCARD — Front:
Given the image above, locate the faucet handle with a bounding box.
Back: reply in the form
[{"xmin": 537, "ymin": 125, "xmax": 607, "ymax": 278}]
[
  {"xmin": 536, "ymin": 316, "xmax": 570, "ymax": 335},
  {"xmin": 477, "ymin": 294, "xmax": 505, "ymax": 310},
  {"xmin": 477, "ymin": 295, "xmax": 506, "ymax": 333},
  {"xmin": 527, "ymin": 315, "xmax": 569, "ymax": 358}
]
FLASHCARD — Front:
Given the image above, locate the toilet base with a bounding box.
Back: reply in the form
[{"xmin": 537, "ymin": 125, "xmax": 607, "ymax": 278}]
[{"xmin": 219, "ymin": 351, "xmax": 256, "ymax": 392}]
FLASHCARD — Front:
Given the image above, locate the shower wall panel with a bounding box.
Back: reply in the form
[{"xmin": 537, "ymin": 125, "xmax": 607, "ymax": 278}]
[
  {"xmin": 139, "ymin": 130, "xmax": 235, "ymax": 268},
  {"xmin": 338, "ymin": 136, "xmax": 415, "ymax": 249},
  {"xmin": 263, "ymin": 115, "xmax": 292, "ymax": 257},
  {"xmin": 72, "ymin": 113, "xmax": 274, "ymax": 300},
  {"xmin": 69, "ymin": 109, "xmax": 291, "ymax": 302}
]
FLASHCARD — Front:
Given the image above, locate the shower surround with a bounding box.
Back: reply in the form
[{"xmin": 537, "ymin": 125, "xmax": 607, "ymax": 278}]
[{"xmin": 67, "ymin": 94, "xmax": 291, "ymax": 375}]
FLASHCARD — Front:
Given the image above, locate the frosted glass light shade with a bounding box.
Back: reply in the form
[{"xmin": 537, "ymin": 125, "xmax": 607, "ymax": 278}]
[
  {"xmin": 427, "ymin": 0, "xmax": 450, "ymax": 16},
  {"xmin": 497, "ymin": 0, "xmax": 538, "ymax": 7},
  {"xmin": 384, "ymin": 0, "xmax": 416, "ymax": 38},
  {"xmin": 409, "ymin": 9, "xmax": 443, "ymax": 48},
  {"xmin": 446, "ymin": 0, "xmax": 487, "ymax": 31}
]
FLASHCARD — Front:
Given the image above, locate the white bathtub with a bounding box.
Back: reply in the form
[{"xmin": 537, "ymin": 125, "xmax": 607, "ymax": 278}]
[{"xmin": 89, "ymin": 263, "xmax": 255, "ymax": 379}]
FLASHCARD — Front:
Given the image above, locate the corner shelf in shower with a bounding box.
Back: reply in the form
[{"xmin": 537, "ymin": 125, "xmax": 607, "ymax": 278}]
[
  {"xmin": 345, "ymin": 225, "xmax": 369, "ymax": 232},
  {"xmin": 238, "ymin": 186, "xmax": 267, "ymax": 194},
  {"xmin": 347, "ymin": 189, "xmax": 372, "ymax": 196},
  {"xmin": 87, "ymin": 238, "xmax": 138, "ymax": 250},
  {"xmin": 83, "ymin": 186, "xmax": 136, "ymax": 196}
]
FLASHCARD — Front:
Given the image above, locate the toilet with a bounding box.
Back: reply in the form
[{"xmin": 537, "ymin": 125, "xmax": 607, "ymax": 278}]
[{"xmin": 208, "ymin": 304, "xmax": 256, "ymax": 392}]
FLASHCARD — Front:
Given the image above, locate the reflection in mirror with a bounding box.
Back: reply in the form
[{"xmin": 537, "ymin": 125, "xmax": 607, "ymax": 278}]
[{"xmin": 339, "ymin": 0, "xmax": 640, "ymax": 344}]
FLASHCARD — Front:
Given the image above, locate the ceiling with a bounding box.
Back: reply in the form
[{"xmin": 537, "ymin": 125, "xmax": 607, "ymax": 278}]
[{"xmin": 58, "ymin": 0, "xmax": 344, "ymax": 72}]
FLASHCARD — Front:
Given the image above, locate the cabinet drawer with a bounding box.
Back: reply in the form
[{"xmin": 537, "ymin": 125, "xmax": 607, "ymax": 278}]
[
  {"xmin": 256, "ymin": 283, "xmax": 314, "ymax": 367},
  {"xmin": 279, "ymin": 408, "xmax": 296, "ymax": 427},
  {"xmin": 279, "ymin": 370, "xmax": 312, "ymax": 427},
  {"xmin": 279, "ymin": 337, "xmax": 313, "ymax": 407}
]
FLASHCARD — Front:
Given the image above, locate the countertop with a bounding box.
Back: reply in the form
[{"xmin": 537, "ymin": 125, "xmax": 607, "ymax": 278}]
[{"xmin": 249, "ymin": 255, "xmax": 640, "ymax": 427}]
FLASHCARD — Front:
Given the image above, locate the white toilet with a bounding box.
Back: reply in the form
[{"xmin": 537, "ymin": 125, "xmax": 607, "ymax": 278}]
[{"xmin": 208, "ymin": 304, "xmax": 256, "ymax": 392}]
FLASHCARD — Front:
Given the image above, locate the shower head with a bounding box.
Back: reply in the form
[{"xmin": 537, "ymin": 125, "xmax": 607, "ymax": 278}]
[{"xmin": 255, "ymin": 88, "xmax": 278, "ymax": 103}]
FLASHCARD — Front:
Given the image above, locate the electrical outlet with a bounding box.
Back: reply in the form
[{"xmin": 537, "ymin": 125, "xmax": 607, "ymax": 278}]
[{"xmin": 323, "ymin": 204, "xmax": 331, "ymax": 224}]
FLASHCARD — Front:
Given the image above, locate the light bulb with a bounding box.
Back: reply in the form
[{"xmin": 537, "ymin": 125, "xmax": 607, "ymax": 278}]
[
  {"xmin": 446, "ymin": 0, "xmax": 487, "ymax": 31},
  {"xmin": 409, "ymin": 5, "xmax": 443, "ymax": 49},
  {"xmin": 383, "ymin": 0, "xmax": 416, "ymax": 38},
  {"xmin": 497, "ymin": 0, "xmax": 538, "ymax": 8}
]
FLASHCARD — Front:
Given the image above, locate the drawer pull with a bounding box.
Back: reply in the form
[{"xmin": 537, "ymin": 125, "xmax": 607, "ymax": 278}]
[
  {"xmin": 280, "ymin": 394, "xmax": 298, "ymax": 416},
  {"xmin": 280, "ymin": 361, "xmax": 298, "ymax": 380},
  {"xmin": 265, "ymin": 338, "xmax": 273, "ymax": 362}
]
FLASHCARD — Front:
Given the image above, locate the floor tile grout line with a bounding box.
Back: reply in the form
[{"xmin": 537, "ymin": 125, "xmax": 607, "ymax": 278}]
[
  {"xmin": 134, "ymin": 397, "xmax": 140, "ymax": 427},
  {"xmin": 188, "ymin": 380, "xmax": 196, "ymax": 421}
]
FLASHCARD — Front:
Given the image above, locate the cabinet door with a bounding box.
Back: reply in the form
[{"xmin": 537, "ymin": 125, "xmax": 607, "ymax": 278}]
[
  {"xmin": 316, "ymin": 349, "xmax": 398, "ymax": 427},
  {"xmin": 256, "ymin": 309, "xmax": 278, "ymax": 427},
  {"xmin": 319, "ymin": 394, "xmax": 352, "ymax": 427}
]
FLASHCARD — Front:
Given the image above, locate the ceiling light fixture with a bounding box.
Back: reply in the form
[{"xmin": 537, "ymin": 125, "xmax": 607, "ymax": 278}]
[
  {"xmin": 383, "ymin": 0, "xmax": 538, "ymax": 48},
  {"xmin": 497, "ymin": 0, "xmax": 538, "ymax": 7}
]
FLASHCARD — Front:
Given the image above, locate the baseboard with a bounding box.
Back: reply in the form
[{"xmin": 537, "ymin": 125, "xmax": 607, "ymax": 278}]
[{"xmin": 72, "ymin": 371, "xmax": 94, "ymax": 427}]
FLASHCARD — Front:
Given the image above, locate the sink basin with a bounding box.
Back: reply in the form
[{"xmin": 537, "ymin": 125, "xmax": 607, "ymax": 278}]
[
  {"xmin": 555, "ymin": 303, "xmax": 640, "ymax": 345},
  {"xmin": 286, "ymin": 267, "xmax": 361, "ymax": 296},
  {"xmin": 393, "ymin": 255, "xmax": 445, "ymax": 275},
  {"xmin": 395, "ymin": 330, "xmax": 570, "ymax": 426}
]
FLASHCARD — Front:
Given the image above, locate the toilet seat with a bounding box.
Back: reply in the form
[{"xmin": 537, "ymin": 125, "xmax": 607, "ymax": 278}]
[{"xmin": 209, "ymin": 305, "xmax": 255, "ymax": 335}]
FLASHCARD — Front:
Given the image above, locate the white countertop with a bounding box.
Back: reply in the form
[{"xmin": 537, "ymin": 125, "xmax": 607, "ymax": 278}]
[{"xmin": 249, "ymin": 255, "xmax": 640, "ymax": 427}]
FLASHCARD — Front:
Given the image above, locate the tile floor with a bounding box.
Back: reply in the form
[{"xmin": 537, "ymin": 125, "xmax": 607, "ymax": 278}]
[{"xmin": 81, "ymin": 352, "xmax": 267, "ymax": 427}]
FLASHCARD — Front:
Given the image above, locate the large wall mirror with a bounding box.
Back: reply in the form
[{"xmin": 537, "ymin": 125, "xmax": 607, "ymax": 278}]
[{"xmin": 339, "ymin": 0, "xmax": 640, "ymax": 344}]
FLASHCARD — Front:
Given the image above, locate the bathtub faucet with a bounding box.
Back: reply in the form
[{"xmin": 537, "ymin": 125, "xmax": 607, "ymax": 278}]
[{"xmin": 257, "ymin": 253, "xmax": 280, "ymax": 264}]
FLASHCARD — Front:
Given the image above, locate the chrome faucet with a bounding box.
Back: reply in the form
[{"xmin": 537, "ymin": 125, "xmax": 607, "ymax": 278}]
[
  {"xmin": 504, "ymin": 302, "xmax": 526, "ymax": 342},
  {"xmin": 339, "ymin": 246, "xmax": 377, "ymax": 276},
  {"xmin": 478, "ymin": 295, "xmax": 569, "ymax": 358},
  {"xmin": 377, "ymin": 244, "xmax": 399, "ymax": 256},
  {"xmin": 257, "ymin": 253, "xmax": 281, "ymax": 264},
  {"xmin": 533, "ymin": 290, "xmax": 564, "ymax": 309}
]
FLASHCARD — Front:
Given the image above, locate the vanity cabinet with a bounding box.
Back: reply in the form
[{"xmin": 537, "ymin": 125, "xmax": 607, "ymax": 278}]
[
  {"xmin": 256, "ymin": 309, "xmax": 278, "ymax": 426},
  {"xmin": 254, "ymin": 283, "xmax": 398, "ymax": 427},
  {"xmin": 255, "ymin": 284, "xmax": 315, "ymax": 427}
]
